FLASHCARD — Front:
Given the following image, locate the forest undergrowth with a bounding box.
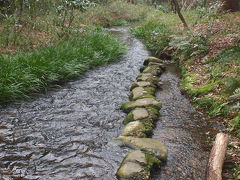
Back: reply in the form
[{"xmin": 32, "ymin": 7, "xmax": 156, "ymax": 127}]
[
  {"xmin": 131, "ymin": 4, "xmax": 240, "ymax": 178},
  {"xmin": 0, "ymin": 0, "xmax": 150, "ymax": 103}
]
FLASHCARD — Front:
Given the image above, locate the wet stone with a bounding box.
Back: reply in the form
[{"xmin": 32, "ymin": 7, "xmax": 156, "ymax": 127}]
[
  {"xmin": 132, "ymin": 108, "xmax": 149, "ymax": 120},
  {"xmin": 121, "ymin": 98, "xmax": 162, "ymax": 113},
  {"xmin": 117, "ymin": 150, "xmax": 161, "ymax": 180},
  {"xmin": 137, "ymin": 73, "xmax": 159, "ymax": 85},
  {"xmin": 130, "ymin": 87, "xmax": 155, "ymax": 100},
  {"xmin": 117, "ymin": 136, "xmax": 168, "ymax": 161},
  {"xmin": 117, "ymin": 161, "xmax": 147, "ymax": 180},
  {"xmin": 122, "ymin": 121, "xmax": 145, "ymax": 137},
  {"xmin": 130, "ymin": 81, "xmax": 156, "ymax": 91},
  {"xmin": 125, "ymin": 150, "xmax": 147, "ymax": 165},
  {"xmin": 131, "ymin": 87, "xmax": 147, "ymax": 100},
  {"xmin": 143, "ymin": 66, "xmax": 162, "ymax": 76},
  {"xmin": 143, "ymin": 57, "xmax": 163, "ymax": 66}
]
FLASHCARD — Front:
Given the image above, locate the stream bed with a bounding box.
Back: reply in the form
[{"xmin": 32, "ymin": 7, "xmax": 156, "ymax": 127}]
[{"xmin": 0, "ymin": 27, "xmax": 212, "ymax": 179}]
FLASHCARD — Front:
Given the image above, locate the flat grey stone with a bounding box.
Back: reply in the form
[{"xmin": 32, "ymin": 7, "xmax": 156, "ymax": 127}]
[
  {"xmin": 132, "ymin": 108, "xmax": 149, "ymax": 120},
  {"xmin": 122, "ymin": 121, "xmax": 145, "ymax": 137},
  {"xmin": 117, "ymin": 136, "xmax": 168, "ymax": 161}
]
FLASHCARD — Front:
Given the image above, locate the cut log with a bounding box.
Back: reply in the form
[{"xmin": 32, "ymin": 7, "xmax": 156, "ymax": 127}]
[{"xmin": 206, "ymin": 133, "xmax": 229, "ymax": 180}]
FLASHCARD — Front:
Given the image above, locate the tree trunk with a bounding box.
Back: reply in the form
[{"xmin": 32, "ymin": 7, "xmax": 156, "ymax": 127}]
[
  {"xmin": 171, "ymin": 0, "xmax": 189, "ymax": 30},
  {"xmin": 206, "ymin": 133, "xmax": 229, "ymax": 180}
]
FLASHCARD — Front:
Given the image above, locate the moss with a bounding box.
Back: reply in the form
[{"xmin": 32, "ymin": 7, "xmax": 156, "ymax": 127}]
[
  {"xmin": 190, "ymin": 84, "xmax": 214, "ymax": 97},
  {"xmin": 142, "ymin": 121, "xmax": 154, "ymax": 136},
  {"xmin": 123, "ymin": 111, "xmax": 134, "ymax": 125},
  {"xmin": 144, "ymin": 87, "xmax": 156, "ymax": 95},
  {"xmin": 121, "ymin": 101, "xmax": 134, "ymax": 113},
  {"xmin": 182, "ymin": 73, "xmax": 214, "ymax": 97},
  {"xmin": 140, "ymin": 66, "xmax": 147, "ymax": 73},
  {"xmin": 145, "ymin": 152, "xmax": 161, "ymax": 170},
  {"xmin": 146, "ymin": 106, "xmax": 159, "ymax": 116}
]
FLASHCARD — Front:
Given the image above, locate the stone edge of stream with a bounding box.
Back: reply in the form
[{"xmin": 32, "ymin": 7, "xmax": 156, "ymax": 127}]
[{"xmin": 116, "ymin": 57, "xmax": 168, "ymax": 180}]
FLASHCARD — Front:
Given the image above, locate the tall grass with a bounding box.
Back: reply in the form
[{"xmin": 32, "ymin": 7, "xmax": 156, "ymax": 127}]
[{"xmin": 0, "ymin": 27, "xmax": 125, "ymax": 104}]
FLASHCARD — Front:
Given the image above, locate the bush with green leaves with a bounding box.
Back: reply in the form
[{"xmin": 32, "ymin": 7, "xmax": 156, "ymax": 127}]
[
  {"xmin": 170, "ymin": 32, "xmax": 208, "ymax": 61},
  {"xmin": 131, "ymin": 17, "xmax": 171, "ymax": 53}
]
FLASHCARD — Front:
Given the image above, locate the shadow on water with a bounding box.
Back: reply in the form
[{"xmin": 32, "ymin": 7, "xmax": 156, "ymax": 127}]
[{"xmin": 0, "ymin": 27, "xmax": 218, "ymax": 180}]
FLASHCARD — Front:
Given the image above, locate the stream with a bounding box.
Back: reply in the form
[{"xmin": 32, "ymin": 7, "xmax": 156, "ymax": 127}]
[{"xmin": 0, "ymin": 27, "xmax": 211, "ymax": 179}]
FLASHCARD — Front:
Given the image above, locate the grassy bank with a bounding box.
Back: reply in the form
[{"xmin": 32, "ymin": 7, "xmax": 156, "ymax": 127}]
[
  {"xmin": 0, "ymin": 27, "xmax": 125, "ymax": 104},
  {"xmin": 131, "ymin": 8, "xmax": 240, "ymax": 178},
  {"xmin": 0, "ymin": 0, "xmax": 151, "ymax": 104}
]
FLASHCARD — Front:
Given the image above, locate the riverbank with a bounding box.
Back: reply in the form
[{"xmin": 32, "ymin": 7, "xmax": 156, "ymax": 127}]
[
  {"xmin": 0, "ymin": 1, "xmax": 151, "ymax": 104},
  {"xmin": 131, "ymin": 8, "xmax": 240, "ymax": 179}
]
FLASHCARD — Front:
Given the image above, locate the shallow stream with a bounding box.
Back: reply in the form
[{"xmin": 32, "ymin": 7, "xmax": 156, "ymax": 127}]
[{"xmin": 0, "ymin": 27, "xmax": 212, "ymax": 179}]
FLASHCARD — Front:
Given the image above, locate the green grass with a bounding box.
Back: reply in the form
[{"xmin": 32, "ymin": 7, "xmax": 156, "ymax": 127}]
[
  {"xmin": 130, "ymin": 14, "xmax": 172, "ymax": 53},
  {"xmin": 0, "ymin": 27, "xmax": 125, "ymax": 104},
  {"xmin": 212, "ymin": 45, "xmax": 240, "ymax": 66}
]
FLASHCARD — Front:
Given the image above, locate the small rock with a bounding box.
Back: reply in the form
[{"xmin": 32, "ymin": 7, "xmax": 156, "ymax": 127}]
[
  {"xmin": 143, "ymin": 66, "xmax": 162, "ymax": 76},
  {"xmin": 137, "ymin": 73, "xmax": 159, "ymax": 85},
  {"xmin": 124, "ymin": 150, "xmax": 147, "ymax": 165},
  {"xmin": 130, "ymin": 81, "xmax": 156, "ymax": 90},
  {"xmin": 117, "ymin": 150, "xmax": 160, "ymax": 180},
  {"xmin": 117, "ymin": 136, "xmax": 168, "ymax": 161},
  {"xmin": 132, "ymin": 108, "xmax": 149, "ymax": 120},
  {"xmin": 130, "ymin": 87, "xmax": 155, "ymax": 100},
  {"xmin": 131, "ymin": 87, "xmax": 147, "ymax": 100},
  {"xmin": 122, "ymin": 121, "xmax": 145, "ymax": 137},
  {"xmin": 121, "ymin": 98, "xmax": 162, "ymax": 113},
  {"xmin": 143, "ymin": 57, "xmax": 163, "ymax": 66},
  {"xmin": 117, "ymin": 161, "xmax": 146, "ymax": 180}
]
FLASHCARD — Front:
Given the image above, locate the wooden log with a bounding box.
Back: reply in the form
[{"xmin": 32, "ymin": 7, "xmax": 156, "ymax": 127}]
[{"xmin": 206, "ymin": 133, "xmax": 229, "ymax": 180}]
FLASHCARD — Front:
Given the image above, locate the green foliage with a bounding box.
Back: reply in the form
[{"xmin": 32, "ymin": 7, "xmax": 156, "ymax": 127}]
[
  {"xmin": 82, "ymin": 0, "xmax": 149, "ymax": 27},
  {"xmin": 170, "ymin": 33, "xmax": 208, "ymax": 61},
  {"xmin": 196, "ymin": 1, "xmax": 224, "ymax": 21},
  {"xmin": 0, "ymin": 27, "xmax": 125, "ymax": 103},
  {"xmin": 229, "ymin": 114, "xmax": 240, "ymax": 136},
  {"xmin": 213, "ymin": 45, "xmax": 240, "ymax": 66},
  {"xmin": 131, "ymin": 16, "xmax": 171, "ymax": 53},
  {"xmin": 223, "ymin": 77, "xmax": 240, "ymax": 96}
]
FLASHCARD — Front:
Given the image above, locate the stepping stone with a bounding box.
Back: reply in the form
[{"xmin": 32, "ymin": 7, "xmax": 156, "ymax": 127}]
[
  {"xmin": 132, "ymin": 108, "xmax": 149, "ymax": 120},
  {"xmin": 117, "ymin": 161, "xmax": 147, "ymax": 180},
  {"xmin": 130, "ymin": 81, "xmax": 156, "ymax": 90},
  {"xmin": 122, "ymin": 121, "xmax": 145, "ymax": 137},
  {"xmin": 142, "ymin": 66, "xmax": 162, "ymax": 76},
  {"xmin": 117, "ymin": 150, "xmax": 161, "ymax": 180},
  {"xmin": 124, "ymin": 150, "xmax": 147, "ymax": 165},
  {"xmin": 143, "ymin": 57, "xmax": 164, "ymax": 66},
  {"xmin": 121, "ymin": 98, "xmax": 162, "ymax": 113},
  {"xmin": 117, "ymin": 136, "xmax": 168, "ymax": 161},
  {"xmin": 130, "ymin": 87, "xmax": 155, "ymax": 100},
  {"xmin": 137, "ymin": 73, "xmax": 159, "ymax": 85}
]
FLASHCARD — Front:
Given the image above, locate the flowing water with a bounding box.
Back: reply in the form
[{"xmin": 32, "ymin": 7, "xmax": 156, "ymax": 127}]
[
  {"xmin": 0, "ymin": 27, "xmax": 212, "ymax": 180},
  {"xmin": 151, "ymin": 64, "xmax": 212, "ymax": 180}
]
